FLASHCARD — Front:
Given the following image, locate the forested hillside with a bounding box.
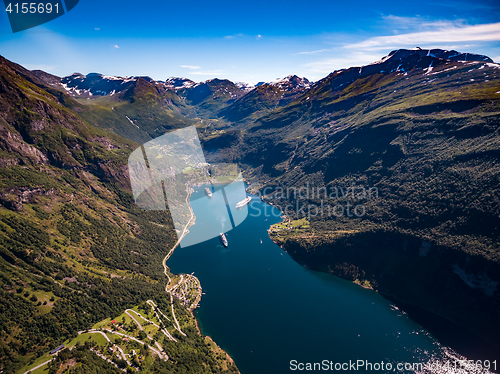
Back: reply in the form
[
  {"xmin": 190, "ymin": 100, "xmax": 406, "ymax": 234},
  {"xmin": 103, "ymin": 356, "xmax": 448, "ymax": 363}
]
[
  {"xmin": 0, "ymin": 56, "xmax": 239, "ymax": 373},
  {"xmin": 227, "ymin": 49, "xmax": 500, "ymax": 350},
  {"xmin": 2, "ymin": 47, "xmax": 500, "ymax": 368}
]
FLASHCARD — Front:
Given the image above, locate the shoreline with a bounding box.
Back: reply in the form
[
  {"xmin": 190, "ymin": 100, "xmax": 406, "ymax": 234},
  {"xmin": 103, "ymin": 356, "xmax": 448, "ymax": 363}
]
[
  {"xmin": 161, "ymin": 183, "xmax": 196, "ymax": 339},
  {"xmin": 165, "ymin": 179, "xmax": 254, "ymax": 337},
  {"xmin": 160, "ymin": 182, "xmax": 216, "ymax": 337},
  {"xmin": 268, "ymin": 231, "xmax": 500, "ymax": 365},
  {"xmin": 163, "ymin": 180, "xmax": 287, "ymax": 364}
]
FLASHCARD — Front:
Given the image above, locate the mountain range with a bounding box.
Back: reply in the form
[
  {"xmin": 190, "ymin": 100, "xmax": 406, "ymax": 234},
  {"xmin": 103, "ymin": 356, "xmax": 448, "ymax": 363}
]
[
  {"xmin": 1, "ymin": 47, "xmax": 500, "ymax": 370},
  {"xmin": 32, "ymin": 69, "xmax": 315, "ymax": 133}
]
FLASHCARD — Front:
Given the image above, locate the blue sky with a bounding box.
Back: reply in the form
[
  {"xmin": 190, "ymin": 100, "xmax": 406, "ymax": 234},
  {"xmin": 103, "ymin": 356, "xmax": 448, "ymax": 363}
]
[{"xmin": 1, "ymin": 0, "xmax": 499, "ymax": 83}]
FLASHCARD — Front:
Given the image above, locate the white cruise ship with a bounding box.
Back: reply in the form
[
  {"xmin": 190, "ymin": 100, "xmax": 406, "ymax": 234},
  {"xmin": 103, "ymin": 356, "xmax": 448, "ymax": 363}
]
[
  {"xmin": 220, "ymin": 233, "xmax": 228, "ymax": 247},
  {"xmin": 236, "ymin": 196, "xmax": 251, "ymax": 209}
]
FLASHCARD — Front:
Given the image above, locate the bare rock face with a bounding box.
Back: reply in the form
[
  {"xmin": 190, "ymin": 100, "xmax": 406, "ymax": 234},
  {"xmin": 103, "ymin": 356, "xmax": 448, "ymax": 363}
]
[
  {"xmin": 0, "ymin": 187, "xmax": 55, "ymax": 211},
  {"xmin": 0, "ymin": 158, "xmax": 19, "ymax": 167},
  {"xmin": 0, "ymin": 123, "xmax": 49, "ymax": 165},
  {"xmin": 90, "ymin": 136, "xmax": 119, "ymax": 150},
  {"xmin": 16, "ymin": 142, "xmax": 49, "ymax": 165},
  {"xmin": 30, "ymin": 119, "xmax": 49, "ymax": 131}
]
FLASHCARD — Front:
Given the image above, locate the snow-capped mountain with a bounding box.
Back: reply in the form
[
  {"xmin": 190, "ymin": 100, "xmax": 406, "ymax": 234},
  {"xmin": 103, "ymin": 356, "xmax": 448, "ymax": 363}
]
[
  {"xmin": 163, "ymin": 77, "xmax": 196, "ymax": 90},
  {"xmin": 28, "ymin": 47, "xmax": 496, "ymax": 126},
  {"xmin": 269, "ymin": 75, "xmax": 312, "ymax": 90},
  {"xmin": 60, "ymin": 73, "xmax": 139, "ymax": 97},
  {"xmin": 235, "ymin": 82, "xmax": 256, "ymax": 91},
  {"xmin": 373, "ymin": 47, "xmax": 494, "ymax": 65},
  {"xmin": 218, "ymin": 76, "xmax": 313, "ymax": 122}
]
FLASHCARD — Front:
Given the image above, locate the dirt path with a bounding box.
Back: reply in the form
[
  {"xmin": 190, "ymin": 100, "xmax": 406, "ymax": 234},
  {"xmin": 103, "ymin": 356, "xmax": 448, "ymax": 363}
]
[{"xmin": 23, "ymin": 358, "xmax": 54, "ymax": 374}]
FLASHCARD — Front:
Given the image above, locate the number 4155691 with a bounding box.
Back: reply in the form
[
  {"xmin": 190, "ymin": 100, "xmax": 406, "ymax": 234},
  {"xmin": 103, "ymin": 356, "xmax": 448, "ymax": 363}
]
[{"xmin": 5, "ymin": 3, "xmax": 59, "ymax": 14}]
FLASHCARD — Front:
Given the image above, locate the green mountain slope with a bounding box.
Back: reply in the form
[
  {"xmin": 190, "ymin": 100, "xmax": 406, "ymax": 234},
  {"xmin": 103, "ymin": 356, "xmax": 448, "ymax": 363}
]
[
  {"xmin": 3, "ymin": 46, "xmax": 499, "ymax": 364},
  {"xmin": 31, "ymin": 71, "xmax": 196, "ymax": 144},
  {"xmin": 219, "ymin": 84, "xmax": 291, "ymax": 122},
  {"xmin": 214, "ymin": 50, "xmax": 500, "ymax": 350},
  {"xmin": 76, "ymin": 78, "xmax": 195, "ymax": 144},
  {"xmin": 0, "ymin": 56, "xmax": 239, "ymax": 374},
  {"xmin": 180, "ymin": 78, "xmax": 245, "ymax": 116}
]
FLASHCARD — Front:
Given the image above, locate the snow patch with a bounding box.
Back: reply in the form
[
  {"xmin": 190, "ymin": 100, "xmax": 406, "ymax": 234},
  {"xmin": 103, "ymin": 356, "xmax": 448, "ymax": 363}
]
[
  {"xmin": 125, "ymin": 116, "xmax": 140, "ymax": 129},
  {"xmin": 121, "ymin": 78, "xmax": 136, "ymax": 84},
  {"xmin": 370, "ymin": 54, "xmax": 392, "ymax": 65},
  {"xmin": 235, "ymin": 82, "xmax": 255, "ymax": 91},
  {"xmin": 164, "ymin": 78, "xmax": 196, "ymax": 90},
  {"xmin": 102, "ymin": 75, "xmax": 122, "ymax": 81},
  {"xmin": 431, "ymin": 66, "xmax": 457, "ymax": 75},
  {"xmin": 269, "ymin": 75, "xmax": 311, "ymax": 90}
]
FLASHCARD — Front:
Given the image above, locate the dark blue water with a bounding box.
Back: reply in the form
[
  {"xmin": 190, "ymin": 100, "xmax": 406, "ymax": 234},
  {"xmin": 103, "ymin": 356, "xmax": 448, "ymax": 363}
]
[{"xmin": 167, "ymin": 184, "xmax": 477, "ymax": 374}]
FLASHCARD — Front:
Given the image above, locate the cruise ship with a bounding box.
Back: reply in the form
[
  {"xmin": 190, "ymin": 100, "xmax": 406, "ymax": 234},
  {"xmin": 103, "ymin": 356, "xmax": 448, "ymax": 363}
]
[
  {"xmin": 236, "ymin": 196, "xmax": 251, "ymax": 209},
  {"xmin": 205, "ymin": 187, "xmax": 212, "ymax": 198},
  {"xmin": 220, "ymin": 233, "xmax": 228, "ymax": 247}
]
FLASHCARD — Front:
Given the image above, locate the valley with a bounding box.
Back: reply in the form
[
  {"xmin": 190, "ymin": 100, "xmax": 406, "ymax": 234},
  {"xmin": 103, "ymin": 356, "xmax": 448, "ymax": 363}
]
[{"xmin": 1, "ymin": 47, "xmax": 499, "ymax": 371}]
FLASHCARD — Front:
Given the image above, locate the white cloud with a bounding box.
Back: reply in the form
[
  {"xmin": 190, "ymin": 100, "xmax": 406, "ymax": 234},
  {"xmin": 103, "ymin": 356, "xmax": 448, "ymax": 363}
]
[
  {"xmin": 113, "ymin": 44, "xmax": 119, "ymax": 49},
  {"xmin": 94, "ymin": 27, "xmax": 100, "ymax": 31},
  {"xmin": 224, "ymin": 33, "xmax": 244, "ymax": 39},
  {"xmin": 380, "ymin": 15, "xmax": 468, "ymax": 32},
  {"xmin": 345, "ymin": 22, "xmax": 500, "ymax": 50},
  {"xmin": 297, "ymin": 49, "xmax": 331, "ymax": 55},
  {"xmin": 304, "ymin": 52, "xmax": 383, "ymax": 74},
  {"xmin": 190, "ymin": 70, "xmax": 224, "ymax": 76},
  {"xmin": 257, "ymin": 34, "xmax": 262, "ymax": 39},
  {"xmin": 181, "ymin": 65, "xmax": 223, "ymax": 76},
  {"xmin": 303, "ymin": 21, "xmax": 500, "ymax": 76}
]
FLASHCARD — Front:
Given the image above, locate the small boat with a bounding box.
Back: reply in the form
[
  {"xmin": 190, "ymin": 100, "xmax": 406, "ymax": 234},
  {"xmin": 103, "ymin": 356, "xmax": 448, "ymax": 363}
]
[
  {"xmin": 236, "ymin": 196, "xmax": 251, "ymax": 209},
  {"xmin": 220, "ymin": 233, "xmax": 228, "ymax": 247},
  {"xmin": 205, "ymin": 187, "xmax": 212, "ymax": 198}
]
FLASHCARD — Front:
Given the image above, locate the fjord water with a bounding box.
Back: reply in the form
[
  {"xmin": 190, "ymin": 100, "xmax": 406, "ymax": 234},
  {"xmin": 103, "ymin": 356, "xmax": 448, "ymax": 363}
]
[{"xmin": 167, "ymin": 185, "xmax": 454, "ymax": 374}]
